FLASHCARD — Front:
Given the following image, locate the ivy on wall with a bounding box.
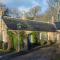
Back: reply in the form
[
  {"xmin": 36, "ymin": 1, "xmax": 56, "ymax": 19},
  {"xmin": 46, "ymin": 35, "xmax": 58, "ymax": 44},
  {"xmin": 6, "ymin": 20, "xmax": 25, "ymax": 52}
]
[
  {"xmin": 13, "ymin": 34, "xmax": 18, "ymax": 50},
  {"xmin": 31, "ymin": 32, "xmax": 38, "ymax": 44},
  {"xmin": 19, "ymin": 31, "xmax": 24, "ymax": 49},
  {"xmin": 7, "ymin": 30, "xmax": 18, "ymax": 50},
  {"xmin": 0, "ymin": 33, "xmax": 3, "ymax": 49},
  {"xmin": 7, "ymin": 30, "xmax": 25, "ymax": 51}
]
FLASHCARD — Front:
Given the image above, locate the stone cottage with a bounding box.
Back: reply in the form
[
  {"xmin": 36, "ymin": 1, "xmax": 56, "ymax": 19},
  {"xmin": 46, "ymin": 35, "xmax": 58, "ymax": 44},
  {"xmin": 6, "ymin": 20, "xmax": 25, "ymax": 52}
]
[{"xmin": 0, "ymin": 6, "xmax": 60, "ymax": 52}]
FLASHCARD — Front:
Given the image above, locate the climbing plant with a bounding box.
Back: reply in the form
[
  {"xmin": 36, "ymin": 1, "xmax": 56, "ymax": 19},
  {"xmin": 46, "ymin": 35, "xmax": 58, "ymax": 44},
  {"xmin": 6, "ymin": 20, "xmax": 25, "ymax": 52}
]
[
  {"xmin": 19, "ymin": 31, "xmax": 24, "ymax": 49},
  {"xmin": 7, "ymin": 30, "xmax": 14, "ymax": 49},
  {"xmin": 0, "ymin": 33, "xmax": 3, "ymax": 49},
  {"xmin": 7, "ymin": 30, "xmax": 18, "ymax": 50},
  {"xmin": 31, "ymin": 32, "xmax": 38, "ymax": 44},
  {"xmin": 13, "ymin": 33, "xmax": 18, "ymax": 50}
]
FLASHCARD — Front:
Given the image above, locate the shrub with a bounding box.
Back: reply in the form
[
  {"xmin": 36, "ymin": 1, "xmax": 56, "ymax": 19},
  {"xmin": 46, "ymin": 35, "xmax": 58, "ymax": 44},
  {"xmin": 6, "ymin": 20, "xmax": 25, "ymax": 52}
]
[
  {"xmin": 40, "ymin": 40, "xmax": 47, "ymax": 46},
  {"xmin": 49, "ymin": 40, "xmax": 55, "ymax": 45},
  {"xmin": 0, "ymin": 41, "xmax": 3, "ymax": 49},
  {"xmin": 3, "ymin": 42, "xmax": 8, "ymax": 50}
]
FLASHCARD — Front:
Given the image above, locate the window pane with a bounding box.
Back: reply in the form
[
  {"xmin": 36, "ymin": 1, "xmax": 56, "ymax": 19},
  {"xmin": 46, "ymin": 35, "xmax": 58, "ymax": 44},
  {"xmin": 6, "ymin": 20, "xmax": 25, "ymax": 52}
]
[{"xmin": 41, "ymin": 32, "xmax": 48, "ymax": 40}]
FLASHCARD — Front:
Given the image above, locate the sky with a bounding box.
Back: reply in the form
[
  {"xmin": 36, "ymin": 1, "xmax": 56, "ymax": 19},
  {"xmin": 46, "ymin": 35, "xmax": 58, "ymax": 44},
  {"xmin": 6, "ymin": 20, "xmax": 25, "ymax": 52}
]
[{"xmin": 0, "ymin": 0, "xmax": 48, "ymax": 14}]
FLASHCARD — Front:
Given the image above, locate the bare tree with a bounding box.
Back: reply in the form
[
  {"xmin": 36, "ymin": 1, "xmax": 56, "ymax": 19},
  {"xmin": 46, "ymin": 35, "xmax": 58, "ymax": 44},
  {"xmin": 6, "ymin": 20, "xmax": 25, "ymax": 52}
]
[
  {"xmin": 25, "ymin": 5, "xmax": 41, "ymax": 20},
  {"xmin": 4, "ymin": 8, "xmax": 21, "ymax": 18},
  {"xmin": 30, "ymin": 5, "xmax": 41, "ymax": 17},
  {"xmin": 47, "ymin": 0, "xmax": 60, "ymax": 21},
  {"xmin": 9, "ymin": 8, "xmax": 20, "ymax": 18}
]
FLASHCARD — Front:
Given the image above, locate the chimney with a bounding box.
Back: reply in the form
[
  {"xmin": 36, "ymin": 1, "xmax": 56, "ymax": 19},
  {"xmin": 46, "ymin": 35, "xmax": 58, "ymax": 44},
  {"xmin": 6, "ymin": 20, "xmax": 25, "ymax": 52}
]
[
  {"xmin": 51, "ymin": 16, "xmax": 57, "ymax": 29},
  {"xmin": 51, "ymin": 16, "xmax": 55, "ymax": 24}
]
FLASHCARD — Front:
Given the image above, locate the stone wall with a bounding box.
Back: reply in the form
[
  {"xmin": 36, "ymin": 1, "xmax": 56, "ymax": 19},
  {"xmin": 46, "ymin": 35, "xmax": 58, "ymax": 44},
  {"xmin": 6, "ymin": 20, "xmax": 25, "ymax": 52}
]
[
  {"xmin": 48, "ymin": 32, "xmax": 57, "ymax": 42},
  {"xmin": 0, "ymin": 19, "xmax": 8, "ymax": 43}
]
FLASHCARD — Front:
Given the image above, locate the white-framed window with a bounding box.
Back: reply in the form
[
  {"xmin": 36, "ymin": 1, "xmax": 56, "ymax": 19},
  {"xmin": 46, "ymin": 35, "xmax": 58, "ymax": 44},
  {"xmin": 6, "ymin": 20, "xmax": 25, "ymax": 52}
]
[{"xmin": 41, "ymin": 32, "xmax": 48, "ymax": 41}]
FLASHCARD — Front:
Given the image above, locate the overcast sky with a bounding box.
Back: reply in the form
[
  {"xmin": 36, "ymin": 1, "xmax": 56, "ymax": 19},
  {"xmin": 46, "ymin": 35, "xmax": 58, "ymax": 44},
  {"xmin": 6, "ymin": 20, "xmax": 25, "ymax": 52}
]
[{"xmin": 0, "ymin": 0, "xmax": 48, "ymax": 13}]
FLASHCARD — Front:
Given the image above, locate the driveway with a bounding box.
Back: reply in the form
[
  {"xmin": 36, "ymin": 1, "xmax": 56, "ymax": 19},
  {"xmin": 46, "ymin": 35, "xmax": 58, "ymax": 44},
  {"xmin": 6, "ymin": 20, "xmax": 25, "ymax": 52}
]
[{"xmin": 9, "ymin": 44, "xmax": 60, "ymax": 60}]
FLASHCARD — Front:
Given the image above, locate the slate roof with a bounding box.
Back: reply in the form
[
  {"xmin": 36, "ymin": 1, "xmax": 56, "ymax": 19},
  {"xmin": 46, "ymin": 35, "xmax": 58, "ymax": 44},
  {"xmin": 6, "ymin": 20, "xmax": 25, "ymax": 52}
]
[{"xmin": 2, "ymin": 16, "xmax": 56, "ymax": 32}]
